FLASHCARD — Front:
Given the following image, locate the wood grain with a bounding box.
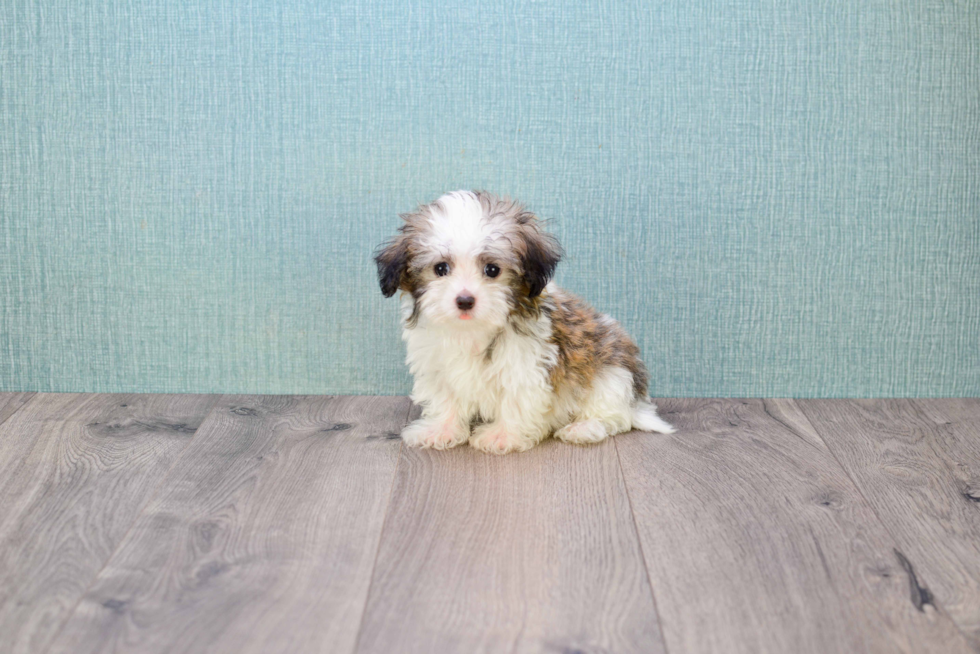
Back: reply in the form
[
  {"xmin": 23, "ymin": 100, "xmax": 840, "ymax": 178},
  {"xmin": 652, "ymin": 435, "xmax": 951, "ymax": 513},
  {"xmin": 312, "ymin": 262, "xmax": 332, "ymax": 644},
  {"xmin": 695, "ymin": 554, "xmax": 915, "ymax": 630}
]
[
  {"xmin": 798, "ymin": 398, "xmax": 980, "ymax": 643},
  {"xmin": 617, "ymin": 398, "xmax": 973, "ymax": 654},
  {"xmin": 0, "ymin": 393, "xmax": 219, "ymax": 654},
  {"xmin": 355, "ymin": 434, "xmax": 666, "ymax": 654},
  {"xmin": 47, "ymin": 395, "xmax": 410, "ymax": 654},
  {"xmin": 0, "ymin": 392, "xmax": 35, "ymax": 426},
  {"xmin": 6, "ymin": 395, "xmax": 978, "ymax": 653}
]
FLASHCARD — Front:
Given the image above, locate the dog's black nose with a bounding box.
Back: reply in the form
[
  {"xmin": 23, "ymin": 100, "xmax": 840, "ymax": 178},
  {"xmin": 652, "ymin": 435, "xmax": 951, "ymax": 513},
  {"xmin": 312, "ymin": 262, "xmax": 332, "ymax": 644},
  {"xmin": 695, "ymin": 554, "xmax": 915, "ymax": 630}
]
[{"xmin": 455, "ymin": 294, "xmax": 476, "ymax": 311}]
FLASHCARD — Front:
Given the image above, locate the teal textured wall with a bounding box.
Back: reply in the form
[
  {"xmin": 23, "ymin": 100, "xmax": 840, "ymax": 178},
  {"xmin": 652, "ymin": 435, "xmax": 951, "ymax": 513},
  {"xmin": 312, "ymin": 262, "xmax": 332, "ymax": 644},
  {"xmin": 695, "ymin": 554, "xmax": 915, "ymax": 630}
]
[{"xmin": 1, "ymin": 1, "xmax": 978, "ymax": 397}]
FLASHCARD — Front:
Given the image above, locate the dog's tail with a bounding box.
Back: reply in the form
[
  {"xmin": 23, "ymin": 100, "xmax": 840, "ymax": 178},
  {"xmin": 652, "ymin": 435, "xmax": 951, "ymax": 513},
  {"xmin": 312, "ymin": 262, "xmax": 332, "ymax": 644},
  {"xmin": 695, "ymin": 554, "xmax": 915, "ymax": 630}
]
[{"xmin": 631, "ymin": 399, "xmax": 675, "ymax": 434}]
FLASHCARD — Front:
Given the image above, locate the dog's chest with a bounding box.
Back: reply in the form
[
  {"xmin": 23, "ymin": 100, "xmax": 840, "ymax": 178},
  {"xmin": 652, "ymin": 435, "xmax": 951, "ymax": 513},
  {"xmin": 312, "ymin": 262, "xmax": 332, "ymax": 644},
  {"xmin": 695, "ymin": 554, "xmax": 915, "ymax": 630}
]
[{"xmin": 405, "ymin": 326, "xmax": 555, "ymax": 403}]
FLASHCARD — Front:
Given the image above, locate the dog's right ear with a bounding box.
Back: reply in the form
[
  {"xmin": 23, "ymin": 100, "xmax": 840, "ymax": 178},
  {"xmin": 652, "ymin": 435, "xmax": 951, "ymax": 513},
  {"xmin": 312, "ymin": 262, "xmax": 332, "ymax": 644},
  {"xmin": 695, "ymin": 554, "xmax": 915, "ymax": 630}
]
[{"xmin": 375, "ymin": 233, "xmax": 410, "ymax": 298}]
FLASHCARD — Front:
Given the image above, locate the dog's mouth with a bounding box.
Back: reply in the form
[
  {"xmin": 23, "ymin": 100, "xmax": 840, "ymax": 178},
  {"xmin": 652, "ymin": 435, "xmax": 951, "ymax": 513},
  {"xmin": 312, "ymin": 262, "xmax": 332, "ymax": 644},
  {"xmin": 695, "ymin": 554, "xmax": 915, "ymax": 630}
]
[{"xmin": 458, "ymin": 311, "xmax": 473, "ymax": 321}]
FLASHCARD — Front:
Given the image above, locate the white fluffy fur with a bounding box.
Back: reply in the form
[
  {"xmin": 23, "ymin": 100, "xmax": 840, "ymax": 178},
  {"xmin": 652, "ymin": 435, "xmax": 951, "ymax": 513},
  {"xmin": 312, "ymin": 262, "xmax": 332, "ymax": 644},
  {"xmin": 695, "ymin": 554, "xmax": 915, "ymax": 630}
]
[{"xmin": 388, "ymin": 191, "xmax": 674, "ymax": 454}]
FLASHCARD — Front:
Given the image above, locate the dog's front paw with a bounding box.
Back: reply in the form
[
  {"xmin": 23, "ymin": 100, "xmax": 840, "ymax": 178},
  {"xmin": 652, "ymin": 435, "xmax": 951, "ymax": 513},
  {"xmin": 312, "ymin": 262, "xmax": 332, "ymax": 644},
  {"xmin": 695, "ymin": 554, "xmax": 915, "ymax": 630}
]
[
  {"xmin": 470, "ymin": 423, "xmax": 538, "ymax": 455},
  {"xmin": 401, "ymin": 418, "xmax": 469, "ymax": 450}
]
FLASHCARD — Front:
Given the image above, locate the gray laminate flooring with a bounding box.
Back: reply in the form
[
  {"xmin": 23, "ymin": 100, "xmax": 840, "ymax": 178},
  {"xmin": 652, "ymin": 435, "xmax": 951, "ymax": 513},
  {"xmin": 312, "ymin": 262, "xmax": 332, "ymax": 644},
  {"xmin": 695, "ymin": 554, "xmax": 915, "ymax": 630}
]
[{"xmin": 0, "ymin": 394, "xmax": 977, "ymax": 654}]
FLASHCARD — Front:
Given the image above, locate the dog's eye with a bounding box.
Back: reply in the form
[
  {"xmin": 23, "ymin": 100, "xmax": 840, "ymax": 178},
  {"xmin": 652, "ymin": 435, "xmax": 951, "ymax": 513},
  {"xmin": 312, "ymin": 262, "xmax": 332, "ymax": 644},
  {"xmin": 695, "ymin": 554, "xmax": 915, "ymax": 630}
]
[
  {"xmin": 434, "ymin": 262, "xmax": 449, "ymax": 277},
  {"xmin": 484, "ymin": 263, "xmax": 500, "ymax": 278}
]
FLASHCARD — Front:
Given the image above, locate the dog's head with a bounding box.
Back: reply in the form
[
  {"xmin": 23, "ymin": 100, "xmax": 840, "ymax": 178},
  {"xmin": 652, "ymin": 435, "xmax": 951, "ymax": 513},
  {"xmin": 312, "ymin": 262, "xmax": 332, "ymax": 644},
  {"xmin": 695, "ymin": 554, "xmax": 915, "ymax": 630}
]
[{"xmin": 375, "ymin": 191, "xmax": 562, "ymax": 329}]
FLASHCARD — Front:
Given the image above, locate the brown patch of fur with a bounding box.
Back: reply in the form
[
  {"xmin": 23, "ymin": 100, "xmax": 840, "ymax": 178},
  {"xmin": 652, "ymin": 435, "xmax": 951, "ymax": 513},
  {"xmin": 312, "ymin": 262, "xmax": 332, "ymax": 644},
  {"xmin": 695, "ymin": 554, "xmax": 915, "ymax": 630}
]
[
  {"xmin": 483, "ymin": 328, "xmax": 504, "ymax": 362},
  {"xmin": 507, "ymin": 278, "xmax": 547, "ymax": 326},
  {"xmin": 545, "ymin": 289, "xmax": 649, "ymax": 399},
  {"xmin": 474, "ymin": 191, "xmax": 562, "ymax": 298},
  {"xmin": 406, "ymin": 287, "xmax": 425, "ymax": 328},
  {"xmin": 374, "ymin": 200, "xmax": 447, "ymax": 298}
]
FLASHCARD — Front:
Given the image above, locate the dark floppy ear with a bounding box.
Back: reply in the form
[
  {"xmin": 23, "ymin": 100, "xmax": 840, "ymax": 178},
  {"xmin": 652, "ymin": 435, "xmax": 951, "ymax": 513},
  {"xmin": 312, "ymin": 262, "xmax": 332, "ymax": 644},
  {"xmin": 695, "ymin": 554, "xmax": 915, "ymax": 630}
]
[
  {"xmin": 375, "ymin": 234, "xmax": 410, "ymax": 298},
  {"xmin": 519, "ymin": 228, "xmax": 563, "ymax": 298}
]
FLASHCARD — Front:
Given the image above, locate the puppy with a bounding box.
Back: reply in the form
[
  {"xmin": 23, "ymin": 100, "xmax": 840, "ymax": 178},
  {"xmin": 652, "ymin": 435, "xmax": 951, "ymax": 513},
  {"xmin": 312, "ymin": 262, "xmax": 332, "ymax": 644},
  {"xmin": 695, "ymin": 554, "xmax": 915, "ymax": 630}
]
[{"xmin": 375, "ymin": 190, "xmax": 674, "ymax": 454}]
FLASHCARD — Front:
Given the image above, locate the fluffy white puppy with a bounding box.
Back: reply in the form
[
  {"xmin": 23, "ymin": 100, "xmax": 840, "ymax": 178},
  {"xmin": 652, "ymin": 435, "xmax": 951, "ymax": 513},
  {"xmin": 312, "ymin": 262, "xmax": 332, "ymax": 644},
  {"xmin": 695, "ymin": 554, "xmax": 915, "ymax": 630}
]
[{"xmin": 376, "ymin": 190, "xmax": 674, "ymax": 454}]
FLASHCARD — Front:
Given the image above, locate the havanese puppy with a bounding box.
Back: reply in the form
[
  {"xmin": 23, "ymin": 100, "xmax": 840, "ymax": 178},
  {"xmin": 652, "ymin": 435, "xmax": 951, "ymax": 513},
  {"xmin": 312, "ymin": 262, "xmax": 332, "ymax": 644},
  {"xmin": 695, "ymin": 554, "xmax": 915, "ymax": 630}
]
[{"xmin": 375, "ymin": 190, "xmax": 674, "ymax": 454}]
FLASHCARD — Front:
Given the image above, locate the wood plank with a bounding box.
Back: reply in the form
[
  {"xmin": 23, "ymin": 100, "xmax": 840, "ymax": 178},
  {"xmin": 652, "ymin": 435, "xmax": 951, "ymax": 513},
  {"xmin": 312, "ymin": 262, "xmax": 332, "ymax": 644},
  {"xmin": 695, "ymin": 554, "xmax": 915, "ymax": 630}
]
[
  {"xmin": 0, "ymin": 392, "xmax": 35, "ymax": 426},
  {"xmin": 0, "ymin": 393, "xmax": 219, "ymax": 654},
  {"xmin": 617, "ymin": 398, "xmax": 973, "ymax": 654},
  {"xmin": 47, "ymin": 395, "xmax": 409, "ymax": 654},
  {"xmin": 355, "ymin": 434, "xmax": 666, "ymax": 654},
  {"xmin": 798, "ymin": 398, "xmax": 980, "ymax": 643}
]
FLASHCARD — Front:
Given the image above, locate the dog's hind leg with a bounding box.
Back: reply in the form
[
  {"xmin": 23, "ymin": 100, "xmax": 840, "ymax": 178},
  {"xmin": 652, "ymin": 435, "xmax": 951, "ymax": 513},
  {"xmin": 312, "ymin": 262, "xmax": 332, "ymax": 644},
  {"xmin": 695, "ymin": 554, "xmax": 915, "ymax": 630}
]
[{"xmin": 554, "ymin": 366, "xmax": 636, "ymax": 445}]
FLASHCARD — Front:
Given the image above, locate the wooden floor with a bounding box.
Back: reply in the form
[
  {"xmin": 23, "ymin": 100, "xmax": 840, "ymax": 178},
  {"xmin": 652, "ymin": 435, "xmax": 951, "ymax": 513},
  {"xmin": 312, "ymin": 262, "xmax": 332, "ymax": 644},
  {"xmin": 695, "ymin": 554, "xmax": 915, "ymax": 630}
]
[{"xmin": 0, "ymin": 394, "xmax": 978, "ymax": 653}]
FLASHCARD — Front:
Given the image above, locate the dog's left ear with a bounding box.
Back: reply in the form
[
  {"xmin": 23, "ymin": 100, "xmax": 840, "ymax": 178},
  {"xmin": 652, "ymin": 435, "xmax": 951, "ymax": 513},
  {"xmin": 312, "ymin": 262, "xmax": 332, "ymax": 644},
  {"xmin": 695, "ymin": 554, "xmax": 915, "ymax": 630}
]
[
  {"xmin": 375, "ymin": 233, "xmax": 410, "ymax": 298},
  {"xmin": 519, "ymin": 226, "xmax": 563, "ymax": 298}
]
